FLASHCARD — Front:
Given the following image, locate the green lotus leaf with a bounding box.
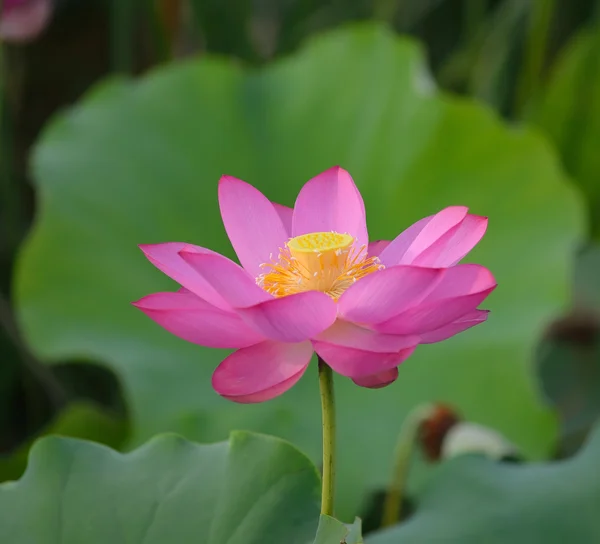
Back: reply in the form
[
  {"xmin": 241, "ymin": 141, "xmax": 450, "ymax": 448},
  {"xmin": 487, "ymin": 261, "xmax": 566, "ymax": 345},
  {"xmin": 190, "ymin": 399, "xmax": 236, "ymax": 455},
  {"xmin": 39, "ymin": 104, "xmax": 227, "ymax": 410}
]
[
  {"xmin": 367, "ymin": 424, "xmax": 600, "ymax": 543},
  {"xmin": 0, "ymin": 431, "xmax": 320, "ymax": 543}
]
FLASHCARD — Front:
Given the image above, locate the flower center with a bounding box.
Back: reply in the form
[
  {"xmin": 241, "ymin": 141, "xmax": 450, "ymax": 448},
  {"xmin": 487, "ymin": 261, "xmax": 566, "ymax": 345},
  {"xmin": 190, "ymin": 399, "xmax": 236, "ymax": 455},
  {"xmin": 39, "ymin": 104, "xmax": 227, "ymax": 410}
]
[{"xmin": 257, "ymin": 231, "xmax": 383, "ymax": 300}]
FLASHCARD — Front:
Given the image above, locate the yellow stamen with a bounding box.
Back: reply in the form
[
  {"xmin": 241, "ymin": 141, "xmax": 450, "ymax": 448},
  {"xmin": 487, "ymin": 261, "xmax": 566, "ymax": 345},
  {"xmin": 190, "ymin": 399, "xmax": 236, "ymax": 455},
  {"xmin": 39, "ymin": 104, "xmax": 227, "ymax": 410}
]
[{"xmin": 257, "ymin": 231, "xmax": 384, "ymax": 300}]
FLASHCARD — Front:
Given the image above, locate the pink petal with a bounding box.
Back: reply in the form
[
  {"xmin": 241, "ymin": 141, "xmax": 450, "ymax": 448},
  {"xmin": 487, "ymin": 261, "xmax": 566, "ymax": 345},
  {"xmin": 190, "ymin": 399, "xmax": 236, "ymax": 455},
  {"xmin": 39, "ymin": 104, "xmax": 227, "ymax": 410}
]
[
  {"xmin": 238, "ymin": 291, "xmax": 338, "ymax": 343},
  {"xmin": 425, "ymin": 263, "xmax": 495, "ymax": 297},
  {"xmin": 377, "ymin": 216, "xmax": 432, "ymax": 267},
  {"xmin": 313, "ymin": 321, "xmax": 418, "ymax": 378},
  {"xmin": 132, "ymin": 291, "xmax": 264, "ymax": 348},
  {"xmin": 368, "ymin": 240, "xmax": 390, "ymax": 257},
  {"xmin": 4, "ymin": 0, "xmax": 26, "ymax": 9},
  {"xmin": 420, "ymin": 309, "xmax": 489, "ymax": 343},
  {"xmin": 179, "ymin": 250, "xmax": 271, "ymax": 307},
  {"xmin": 0, "ymin": 0, "xmax": 51, "ymax": 44},
  {"xmin": 412, "ymin": 214, "xmax": 488, "ymax": 268},
  {"xmin": 379, "ymin": 207, "xmax": 468, "ymax": 267},
  {"xmin": 314, "ymin": 320, "xmax": 418, "ymax": 353},
  {"xmin": 375, "ymin": 265, "xmax": 496, "ymax": 335},
  {"xmin": 352, "ymin": 368, "xmax": 399, "ymax": 389},
  {"xmin": 139, "ymin": 243, "xmax": 230, "ymax": 310},
  {"xmin": 272, "ymin": 202, "xmax": 293, "ymax": 236},
  {"xmin": 292, "ymin": 166, "xmax": 368, "ymax": 248},
  {"xmin": 313, "ymin": 341, "xmax": 415, "ymax": 378},
  {"xmin": 212, "ymin": 341, "xmax": 313, "ymax": 403},
  {"xmin": 218, "ymin": 176, "xmax": 289, "ymax": 277},
  {"xmin": 180, "ymin": 251, "xmax": 338, "ymax": 342},
  {"xmin": 338, "ymin": 266, "xmax": 445, "ymax": 324}
]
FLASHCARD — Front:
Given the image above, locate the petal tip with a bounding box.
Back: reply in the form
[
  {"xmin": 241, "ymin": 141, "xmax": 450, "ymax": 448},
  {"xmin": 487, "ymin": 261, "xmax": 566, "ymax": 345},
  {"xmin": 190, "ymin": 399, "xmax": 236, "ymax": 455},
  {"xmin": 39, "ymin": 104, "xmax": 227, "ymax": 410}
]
[
  {"xmin": 441, "ymin": 205, "xmax": 469, "ymax": 218},
  {"xmin": 320, "ymin": 165, "xmax": 351, "ymax": 178},
  {"xmin": 218, "ymin": 174, "xmax": 235, "ymax": 184},
  {"xmin": 471, "ymin": 214, "xmax": 489, "ymax": 229},
  {"xmin": 218, "ymin": 174, "xmax": 249, "ymax": 189},
  {"xmin": 130, "ymin": 294, "xmax": 157, "ymax": 310},
  {"xmin": 483, "ymin": 270, "xmax": 498, "ymax": 288},
  {"xmin": 476, "ymin": 215, "xmax": 489, "ymax": 236}
]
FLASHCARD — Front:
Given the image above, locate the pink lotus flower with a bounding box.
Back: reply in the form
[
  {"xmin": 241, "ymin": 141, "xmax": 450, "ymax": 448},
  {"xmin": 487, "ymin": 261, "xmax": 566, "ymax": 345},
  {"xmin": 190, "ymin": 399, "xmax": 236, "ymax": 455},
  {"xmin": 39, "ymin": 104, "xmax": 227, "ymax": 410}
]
[
  {"xmin": 133, "ymin": 167, "xmax": 496, "ymax": 403},
  {"xmin": 0, "ymin": 0, "xmax": 52, "ymax": 44}
]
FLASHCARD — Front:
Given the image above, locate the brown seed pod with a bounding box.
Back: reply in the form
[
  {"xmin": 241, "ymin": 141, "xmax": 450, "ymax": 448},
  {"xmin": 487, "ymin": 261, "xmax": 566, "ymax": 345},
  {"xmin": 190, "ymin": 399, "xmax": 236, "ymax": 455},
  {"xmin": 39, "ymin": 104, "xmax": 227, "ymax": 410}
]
[{"xmin": 418, "ymin": 403, "xmax": 461, "ymax": 462}]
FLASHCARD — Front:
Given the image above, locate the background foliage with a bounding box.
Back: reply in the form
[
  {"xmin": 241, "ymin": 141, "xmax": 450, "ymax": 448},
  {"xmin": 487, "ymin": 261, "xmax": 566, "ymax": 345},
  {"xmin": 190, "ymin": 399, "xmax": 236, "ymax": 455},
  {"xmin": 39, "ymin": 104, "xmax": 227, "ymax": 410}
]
[{"xmin": 1, "ymin": 0, "xmax": 599, "ymax": 541}]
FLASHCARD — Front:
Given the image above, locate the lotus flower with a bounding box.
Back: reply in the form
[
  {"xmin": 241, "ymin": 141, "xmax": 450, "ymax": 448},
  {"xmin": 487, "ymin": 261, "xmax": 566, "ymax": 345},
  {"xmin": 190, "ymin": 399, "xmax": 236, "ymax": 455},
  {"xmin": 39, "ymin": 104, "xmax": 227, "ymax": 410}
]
[
  {"xmin": 0, "ymin": 0, "xmax": 52, "ymax": 43},
  {"xmin": 133, "ymin": 167, "xmax": 495, "ymax": 402}
]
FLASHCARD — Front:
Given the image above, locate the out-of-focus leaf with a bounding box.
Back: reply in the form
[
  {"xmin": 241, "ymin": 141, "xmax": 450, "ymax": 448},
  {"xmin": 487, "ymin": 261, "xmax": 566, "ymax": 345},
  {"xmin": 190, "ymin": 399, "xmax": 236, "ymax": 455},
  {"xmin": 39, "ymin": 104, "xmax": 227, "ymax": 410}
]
[
  {"xmin": 0, "ymin": 402, "xmax": 127, "ymax": 482},
  {"xmin": 536, "ymin": 244, "xmax": 600, "ymax": 456},
  {"xmin": 0, "ymin": 431, "xmax": 320, "ymax": 543},
  {"xmin": 574, "ymin": 242, "xmax": 600, "ymax": 311},
  {"xmin": 313, "ymin": 516, "xmax": 363, "ymax": 544},
  {"xmin": 188, "ymin": 0, "xmax": 257, "ymax": 61},
  {"xmin": 513, "ymin": 0, "xmax": 557, "ymax": 116},
  {"xmin": 366, "ymin": 424, "xmax": 600, "ymax": 543},
  {"xmin": 16, "ymin": 23, "xmax": 583, "ymax": 517},
  {"xmin": 468, "ymin": 0, "xmax": 528, "ymax": 110},
  {"xmin": 533, "ymin": 27, "xmax": 600, "ymax": 236},
  {"xmin": 536, "ymin": 325, "xmax": 600, "ymax": 456}
]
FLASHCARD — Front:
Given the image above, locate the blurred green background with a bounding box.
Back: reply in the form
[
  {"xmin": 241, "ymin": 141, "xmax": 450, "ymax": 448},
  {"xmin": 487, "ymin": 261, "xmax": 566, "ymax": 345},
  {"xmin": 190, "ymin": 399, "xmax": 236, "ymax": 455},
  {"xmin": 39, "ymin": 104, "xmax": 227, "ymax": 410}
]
[{"xmin": 1, "ymin": 0, "xmax": 599, "ymax": 537}]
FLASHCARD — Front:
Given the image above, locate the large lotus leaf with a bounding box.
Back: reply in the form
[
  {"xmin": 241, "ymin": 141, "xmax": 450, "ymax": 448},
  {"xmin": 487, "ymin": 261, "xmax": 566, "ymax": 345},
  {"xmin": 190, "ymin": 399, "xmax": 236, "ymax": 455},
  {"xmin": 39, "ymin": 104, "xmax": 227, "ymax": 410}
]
[
  {"xmin": 15, "ymin": 23, "xmax": 583, "ymax": 517},
  {"xmin": 533, "ymin": 28, "xmax": 600, "ymax": 235},
  {"xmin": 366, "ymin": 424, "xmax": 600, "ymax": 543},
  {"xmin": 0, "ymin": 431, "xmax": 320, "ymax": 543}
]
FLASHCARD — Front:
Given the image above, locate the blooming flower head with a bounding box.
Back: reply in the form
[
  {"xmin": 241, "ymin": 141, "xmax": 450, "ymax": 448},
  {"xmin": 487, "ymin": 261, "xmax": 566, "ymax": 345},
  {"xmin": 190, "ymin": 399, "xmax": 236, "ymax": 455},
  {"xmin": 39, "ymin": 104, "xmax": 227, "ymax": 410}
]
[
  {"xmin": 133, "ymin": 167, "xmax": 496, "ymax": 402},
  {"xmin": 0, "ymin": 0, "xmax": 52, "ymax": 44}
]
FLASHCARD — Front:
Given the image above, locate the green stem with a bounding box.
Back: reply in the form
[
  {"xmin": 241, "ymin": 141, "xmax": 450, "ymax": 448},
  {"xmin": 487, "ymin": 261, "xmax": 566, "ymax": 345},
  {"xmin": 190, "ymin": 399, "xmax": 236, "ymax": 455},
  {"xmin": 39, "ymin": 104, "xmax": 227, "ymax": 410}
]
[
  {"xmin": 381, "ymin": 404, "xmax": 435, "ymax": 527},
  {"xmin": 514, "ymin": 0, "xmax": 557, "ymax": 116},
  {"xmin": 318, "ymin": 356, "xmax": 336, "ymax": 517}
]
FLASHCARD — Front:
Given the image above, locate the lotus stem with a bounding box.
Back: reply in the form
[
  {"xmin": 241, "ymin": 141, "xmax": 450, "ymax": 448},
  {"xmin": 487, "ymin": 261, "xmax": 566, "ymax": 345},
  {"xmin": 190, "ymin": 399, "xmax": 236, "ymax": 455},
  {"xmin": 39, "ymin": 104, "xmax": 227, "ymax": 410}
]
[
  {"xmin": 318, "ymin": 356, "xmax": 336, "ymax": 516},
  {"xmin": 381, "ymin": 403, "xmax": 435, "ymax": 527}
]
